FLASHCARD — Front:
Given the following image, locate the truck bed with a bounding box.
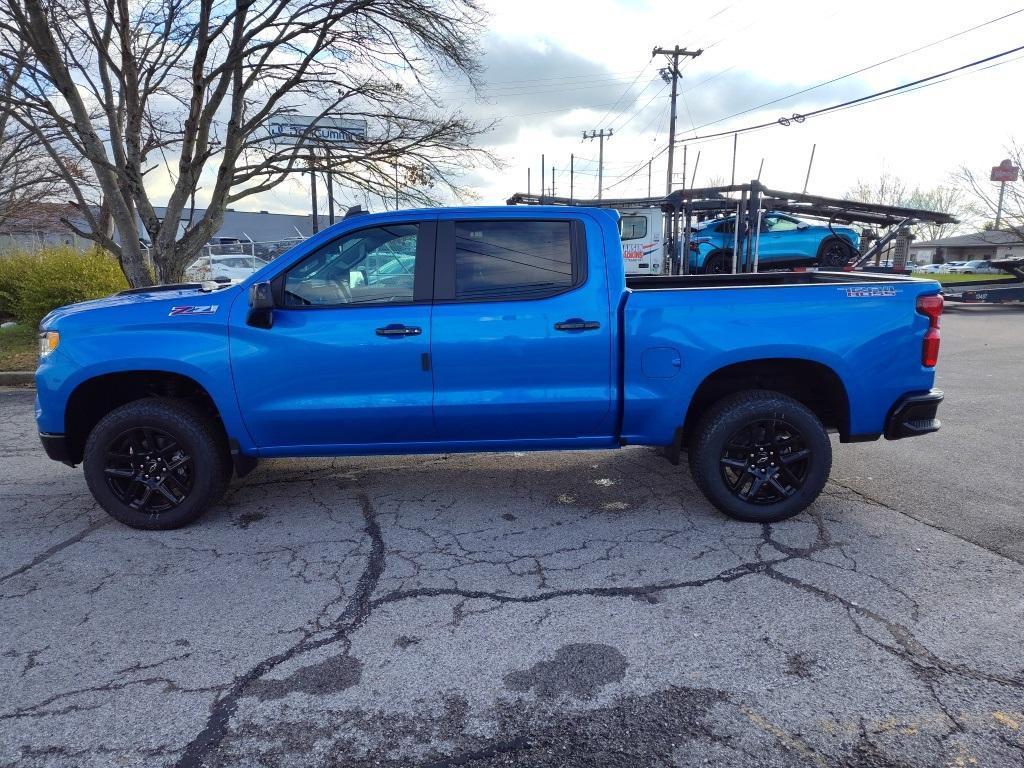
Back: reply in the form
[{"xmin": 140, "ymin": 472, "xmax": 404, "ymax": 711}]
[{"xmin": 626, "ymin": 271, "xmax": 925, "ymax": 290}]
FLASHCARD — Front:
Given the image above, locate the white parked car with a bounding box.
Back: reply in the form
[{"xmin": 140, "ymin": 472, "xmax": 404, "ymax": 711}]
[
  {"xmin": 945, "ymin": 260, "xmax": 1001, "ymax": 275},
  {"xmin": 186, "ymin": 255, "xmax": 268, "ymax": 282},
  {"xmin": 936, "ymin": 261, "xmax": 967, "ymax": 273},
  {"xmin": 913, "ymin": 264, "xmax": 946, "ymax": 274}
]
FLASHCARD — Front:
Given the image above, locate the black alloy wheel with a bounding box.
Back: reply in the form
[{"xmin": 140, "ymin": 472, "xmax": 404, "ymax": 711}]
[
  {"xmin": 718, "ymin": 418, "xmax": 810, "ymax": 504},
  {"xmin": 702, "ymin": 251, "xmax": 732, "ymax": 274},
  {"xmin": 103, "ymin": 427, "xmax": 194, "ymax": 513},
  {"xmin": 819, "ymin": 239, "xmax": 852, "ymax": 269}
]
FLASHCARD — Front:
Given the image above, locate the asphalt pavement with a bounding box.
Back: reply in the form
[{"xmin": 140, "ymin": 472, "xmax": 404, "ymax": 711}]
[{"xmin": 1, "ymin": 307, "xmax": 1023, "ymax": 767}]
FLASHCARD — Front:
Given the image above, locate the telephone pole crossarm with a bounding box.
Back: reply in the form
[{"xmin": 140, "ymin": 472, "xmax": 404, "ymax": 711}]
[
  {"xmin": 652, "ymin": 45, "xmax": 703, "ymax": 196},
  {"xmin": 582, "ymin": 128, "xmax": 613, "ymax": 200}
]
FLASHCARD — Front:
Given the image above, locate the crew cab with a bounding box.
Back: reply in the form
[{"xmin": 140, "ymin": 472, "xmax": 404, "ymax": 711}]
[
  {"xmin": 35, "ymin": 206, "xmax": 944, "ymax": 530},
  {"xmin": 690, "ymin": 212, "xmax": 859, "ymax": 273}
]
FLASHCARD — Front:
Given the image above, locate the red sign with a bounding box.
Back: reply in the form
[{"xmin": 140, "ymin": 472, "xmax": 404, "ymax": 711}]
[{"xmin": 991, "ymin": 159, "xmax": 1019, "ymax": 183}]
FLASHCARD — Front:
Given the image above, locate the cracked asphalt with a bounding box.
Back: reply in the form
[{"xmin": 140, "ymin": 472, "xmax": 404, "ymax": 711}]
[{"xmin": 2, "ymin": 307, "xmax": 1023, "ymax": 767}]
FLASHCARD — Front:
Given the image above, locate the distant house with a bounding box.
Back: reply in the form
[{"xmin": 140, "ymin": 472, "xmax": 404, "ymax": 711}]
[
  {"xmin": 910, "ymin": 231, "xmax": 1024, "ymax": 265},
  {"xmin": 0, "ymin": 203, "xmax": 93, "ymax": 252},
  {"xmin": 151, "ymin": 207, "xmax": 328, "ymax": 249}
]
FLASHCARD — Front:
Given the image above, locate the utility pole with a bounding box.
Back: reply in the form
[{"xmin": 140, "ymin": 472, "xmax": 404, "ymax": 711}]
[
  {"xmin": 570, "ymin": 154, "xmax": 575, "ymax": 203},
  {"xmin": 802, "ymin": 143, "xmax": 816, "ymax": 194},
  {"xmin": 731, "ymin": 133, "xmax": 738, "ymax": 185},
  {"xmin": 527, "ymin": 167, "xmax": 531, "ymax": 196},
  {"xmin": 551, "ymin": 165, "xmax": 556, "ymax": 197},
  {"xmin": 541, "ymin": 154, "xmax": 545, "ymax": 197},
  {"xmin": 647, "ymin": 159, "xmax": 652, "ymax": 198},
  {"xmin": 681, "ymin": 144, "xmax": 687, "ymax": 193},
  {"xmin": 653, "ymin": 44, "xmax": 703, "ymax": 195},
  {"xmin": 309, "ymin": 155, "xmax": 319, "ymax": 234},
  {"xmin": 582, "ymin": 129, "xmax": 612, "ymax": 199}
]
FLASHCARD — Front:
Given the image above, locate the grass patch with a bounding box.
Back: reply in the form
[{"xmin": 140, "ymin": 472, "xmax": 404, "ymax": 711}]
[
  {"xmin": 914, "ymin": 272, "xmax": 1019, "ymax": 285},
  {"xmin": 0, "ymin": 323, "xmax": 37, "ymax": 372}
]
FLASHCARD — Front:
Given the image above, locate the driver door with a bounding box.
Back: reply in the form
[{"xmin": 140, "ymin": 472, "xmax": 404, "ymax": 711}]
[
  {"xmin": 230, "ymin": 220, "xmax": 436, "ymax": 450},
  {"xmin": 758, "ymin": 214, "xmax": 801, "ymax": 262}
]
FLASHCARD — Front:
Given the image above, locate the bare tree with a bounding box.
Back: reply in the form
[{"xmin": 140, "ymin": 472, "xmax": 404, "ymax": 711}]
[
  {"xmin": 0, "ymin": 0, "xmax": 493, "ymax": 285},
  {"xmin": 0, "ymin": 46, "xmax": 77, "ymax": 233},
  {"xmin": 846, "ymin": 171, "xmax": 910, "ymax": 209},
  {"xmin": 954, "ymin": 140, "xmax": 1024, "ymax": 244},
  {"xmin": 846, "ymin": 171, "xmax": 965, "ymax": 241}
]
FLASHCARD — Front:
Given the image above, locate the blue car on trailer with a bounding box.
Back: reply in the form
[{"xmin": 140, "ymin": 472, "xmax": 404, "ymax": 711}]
[
  {"xmin": 36, "ymin": 205, "xmax": 942, "ymax": 530},
  {"xmin": 690, "ymin": 211, "xmax": 860, "ymax": 273}
]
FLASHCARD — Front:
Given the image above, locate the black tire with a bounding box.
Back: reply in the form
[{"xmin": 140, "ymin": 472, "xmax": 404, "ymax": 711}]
[
  {"xmin": 817, "ymin": 238, "xmax": 853, "ymax": 269},
  {"xmin": 83, "ymin": 398, "xmax": 230, "ymax": 530},
  {"xmin": 688, "ymin": 390, "xmax": 831, "ymax": 523},
  {"xmin": 702, "ymin": 251, "xmax": 733, "ymax": 274}
]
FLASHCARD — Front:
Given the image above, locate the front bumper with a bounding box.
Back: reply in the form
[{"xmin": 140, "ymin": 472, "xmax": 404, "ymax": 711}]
[
  {"xmin": 39, "ymin": 432, "xmax": 76, "ymax": 466},
  {"xmin": 884, "ymin": 389, "xmax": 943, "ymax": 440}
]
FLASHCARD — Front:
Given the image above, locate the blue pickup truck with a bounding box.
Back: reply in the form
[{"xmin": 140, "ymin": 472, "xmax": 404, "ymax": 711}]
[{"xmin": 35, "ymin": 206, "xmax": 944, "ymax": 530}]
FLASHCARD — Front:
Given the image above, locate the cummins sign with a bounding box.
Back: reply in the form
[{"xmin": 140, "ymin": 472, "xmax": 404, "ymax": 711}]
[{"xmin": 266, "ymin": 115, "xmax": 367, "ymax": 147}]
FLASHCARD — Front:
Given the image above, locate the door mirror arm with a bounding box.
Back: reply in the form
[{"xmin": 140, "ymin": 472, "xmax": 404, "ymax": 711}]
[{"xmin": 247, "ymin": 281, "xmax": 275, "ymax": 329}]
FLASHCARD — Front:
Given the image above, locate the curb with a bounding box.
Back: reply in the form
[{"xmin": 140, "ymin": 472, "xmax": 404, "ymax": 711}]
[{"xmin": 0, "ymin": 371, "xmax": 34, "ymax": 386}]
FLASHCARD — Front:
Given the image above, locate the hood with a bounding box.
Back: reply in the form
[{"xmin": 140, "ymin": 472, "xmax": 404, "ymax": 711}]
[{"xmin": 40, "ymin": 284, "xmax": 241, "ymax": 328}]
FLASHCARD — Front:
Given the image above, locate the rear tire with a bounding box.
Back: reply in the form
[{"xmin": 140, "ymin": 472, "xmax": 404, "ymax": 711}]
[
  {"xmin": 83, "ymin": 398, "xmax": 230, "ymax": 530},
  {"xmin": 817, "ymin": 238, "xmax": 853, "ymax": 269},
  {"xmin": 701, "ymin": 251, "xmax": 733, "ymax": 274},
  {"xmin": 688, "ymin": 390, "xmax": 831, "ymax": 523}
]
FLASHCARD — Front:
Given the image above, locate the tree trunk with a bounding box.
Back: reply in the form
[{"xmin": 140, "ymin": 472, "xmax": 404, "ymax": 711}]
[{"xmin": 118, "ymin": 238, "xmax": 153, "ymax": 287}]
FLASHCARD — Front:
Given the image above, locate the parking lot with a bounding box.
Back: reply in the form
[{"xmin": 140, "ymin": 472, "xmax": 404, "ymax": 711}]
[{"xmin": 1, "ymin": 307, "xmax": 1023, "ymax": 768}]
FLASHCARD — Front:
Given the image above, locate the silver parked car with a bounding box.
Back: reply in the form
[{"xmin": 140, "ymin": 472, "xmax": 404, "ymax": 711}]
[
  {"xmin": 945, "ymin": 260, "xmax": 1001, "ymax": 275},
  {"xmin": 186, "ymin": 255, "xmax": 269, "ymax": 282}
]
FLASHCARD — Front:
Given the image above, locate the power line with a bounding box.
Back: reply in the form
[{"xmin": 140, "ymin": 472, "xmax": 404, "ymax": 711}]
[
  {"xmin": 610, "ymin": 82, "xmax": 669, "ymax": 132},
  {"xmin": 604, "ymin": 42, "xmax": 1024, "ymax": 193},
  {"xmin": 683, "ymin": 7, "xmax": 1024, "ymax": 135},
  {"xmin": 678, "ymin": 42, "xmax": 1024, "ymax": 145},
  {"xmin": 595, "ymin": 62, "xmax": 655, "ymax": 129}
]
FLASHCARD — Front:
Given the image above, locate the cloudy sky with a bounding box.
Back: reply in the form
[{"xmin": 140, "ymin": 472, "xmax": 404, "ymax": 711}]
[{"xmin": 255, "ymin": 0, "xmax": 1024, "ymax": 216}]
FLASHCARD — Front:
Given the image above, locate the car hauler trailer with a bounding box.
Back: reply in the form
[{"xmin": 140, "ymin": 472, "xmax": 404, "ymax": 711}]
[
  {"xmin": 508, "ymin": 181, "xmax": 957, "ymax": 275},
  {"xmin": 943, "ymin": 259, "xmax": 1024, "ymax": 304}
]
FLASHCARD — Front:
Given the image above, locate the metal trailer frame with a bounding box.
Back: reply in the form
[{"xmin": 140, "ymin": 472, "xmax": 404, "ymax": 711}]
[
  {"xmin": 507, "ymin": 181, "xmax": 957, "ymax": 275},
  {"xmin": 943, "ymin": 259, "xmax": 1024, "ymax": 305}
]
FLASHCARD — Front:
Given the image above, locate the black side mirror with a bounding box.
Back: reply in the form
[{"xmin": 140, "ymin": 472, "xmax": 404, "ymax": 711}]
[{"xmin": 247, "ymin": 281, "xmax": 274, "ymax": 329}]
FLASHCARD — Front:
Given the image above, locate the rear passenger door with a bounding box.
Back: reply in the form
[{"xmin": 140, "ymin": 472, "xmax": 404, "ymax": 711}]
[{"xmin": 430, "ymin": 216, "xmax": 614, "ymax": 442}]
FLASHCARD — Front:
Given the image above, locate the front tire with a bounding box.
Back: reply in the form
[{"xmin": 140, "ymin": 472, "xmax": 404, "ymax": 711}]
[
  {"xmin": 688, "ymin": 390, "xmax": 831, "ymax": 523},
  {"xmin": 83, "ymin": 398, "xmax": 230, "ymax": 530}
]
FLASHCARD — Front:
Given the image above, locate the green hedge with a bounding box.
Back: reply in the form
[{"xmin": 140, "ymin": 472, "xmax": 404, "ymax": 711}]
[{"xmin": 0, "ymin": 247, "xmax": 128, "ymax": 327}]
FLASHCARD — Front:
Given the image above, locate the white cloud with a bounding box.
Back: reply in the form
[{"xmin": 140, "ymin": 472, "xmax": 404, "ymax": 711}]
[{"xmin": 178, "ymin": 0, "xmax": 1024, "ymax": 214}]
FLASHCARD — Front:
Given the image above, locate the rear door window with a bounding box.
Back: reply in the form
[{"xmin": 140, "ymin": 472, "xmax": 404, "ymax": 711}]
[{"xmin": 451, "ymin": 220, "xmax": 577, "ymax": 301}]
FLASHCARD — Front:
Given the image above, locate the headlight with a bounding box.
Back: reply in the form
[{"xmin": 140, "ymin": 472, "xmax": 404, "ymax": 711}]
[{"xmin": 38, "ymin": 331, "xmax": 60, "ymax": 358}]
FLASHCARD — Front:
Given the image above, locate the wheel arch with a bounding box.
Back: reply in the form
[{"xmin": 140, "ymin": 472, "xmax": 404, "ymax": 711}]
[
  {"xmin": 64, "ymin": 371, "xmax": 227, "ymax": 465},
  {"xmin": 682, "ymin": 358, "xmax": 851, "ymax": 442}
]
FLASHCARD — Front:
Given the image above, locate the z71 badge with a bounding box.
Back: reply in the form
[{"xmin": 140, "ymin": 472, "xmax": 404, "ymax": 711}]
[{"xmin": 169, "ymin": 305, "xmax": 219, "ymax": 316}]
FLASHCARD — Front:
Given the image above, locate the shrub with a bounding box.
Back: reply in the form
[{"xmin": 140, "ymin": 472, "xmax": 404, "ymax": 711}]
[{"xmin": 0, "ymin": 247, "xmax": 128, "ymax": 327}]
